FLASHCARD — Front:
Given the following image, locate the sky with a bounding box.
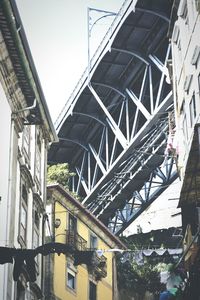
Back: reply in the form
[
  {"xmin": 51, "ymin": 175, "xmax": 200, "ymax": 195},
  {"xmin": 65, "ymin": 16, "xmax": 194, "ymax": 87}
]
[{"xmin": 15, "ymin": 0, "xmax": 124, "ymax": 122}]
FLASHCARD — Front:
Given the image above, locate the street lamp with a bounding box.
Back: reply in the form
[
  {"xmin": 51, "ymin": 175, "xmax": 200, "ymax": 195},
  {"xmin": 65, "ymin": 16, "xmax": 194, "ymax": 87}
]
[{"xmin": 87, "ymin": 7, "xmax": 117, "ymax": 83}]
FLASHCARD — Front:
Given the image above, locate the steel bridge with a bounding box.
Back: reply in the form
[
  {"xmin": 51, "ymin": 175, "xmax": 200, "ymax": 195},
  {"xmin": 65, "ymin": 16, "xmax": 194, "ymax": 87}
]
[{"xmin": 48, "ymin": 0, "xmax": 178, "ymax": 235}]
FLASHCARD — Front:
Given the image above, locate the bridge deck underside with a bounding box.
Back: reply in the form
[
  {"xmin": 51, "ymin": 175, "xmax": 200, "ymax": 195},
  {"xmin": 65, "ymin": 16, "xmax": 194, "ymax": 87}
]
[{"xmin": 49, "ymin": 0, "xmax": 177, "ymax": 234}]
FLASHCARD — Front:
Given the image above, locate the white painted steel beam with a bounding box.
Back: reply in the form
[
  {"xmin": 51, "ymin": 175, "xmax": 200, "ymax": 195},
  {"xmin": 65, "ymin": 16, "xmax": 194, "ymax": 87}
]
[
  {"xmin": 89, "ymin": 144, "xmax": 106, "ymax": 175},
  {"xmin": 88, "ymin": 84, "xmax": 127, "ymax": 149},
  {"xmin": 126, "ymin": 88, "xmax": 151, "ymax": 120}
]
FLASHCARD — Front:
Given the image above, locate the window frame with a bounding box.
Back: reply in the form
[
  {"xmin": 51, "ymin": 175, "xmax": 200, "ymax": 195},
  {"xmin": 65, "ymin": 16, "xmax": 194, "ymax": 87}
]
[
  {"xmin": 20, "ymin": 203, "xmax": 27, "ymax": 242},
  {"xmin": 89, "ymin": 280, "xmax": 97, "ymax": 300},
  {"xmin": 19, "ymin": 182, "xmax": 28, "ymax": 246},
  {"xmin": 66, "ymin": 267, "xmax": 77, "ymax": 292},
  {"xmin": 90, "ymin": 233, "xmax": 98, "ymax": 250},
  {"xmin": 189, "ymin": 93, "xmax": 196, "ymax": 127},
  {"xmin": 33, "ymin": 207, "xmax": 40, "ymax": 270},
  {"xmin": 22, "ymin": 125, "xmax": 31, "ymax": 165},
  {"xmin": 35, "ymin": 129, "xmax": 42, "ymax": 189},
  {"xmin": 68, "ymin": 214, "xmax": 77, "ymax": 234}
]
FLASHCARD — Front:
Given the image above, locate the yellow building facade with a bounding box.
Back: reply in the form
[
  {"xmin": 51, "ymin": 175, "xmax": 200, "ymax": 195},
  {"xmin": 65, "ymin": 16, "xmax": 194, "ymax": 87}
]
[{"xmin": 45, "ymin": 184, "xmax": 126, "ymax": 300}]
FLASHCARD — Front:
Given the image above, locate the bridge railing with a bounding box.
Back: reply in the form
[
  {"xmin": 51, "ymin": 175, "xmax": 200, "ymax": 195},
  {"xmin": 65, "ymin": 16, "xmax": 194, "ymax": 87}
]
[{"xmin": 55, "ymin": 0, "xmax": 133, "ymax": 130}]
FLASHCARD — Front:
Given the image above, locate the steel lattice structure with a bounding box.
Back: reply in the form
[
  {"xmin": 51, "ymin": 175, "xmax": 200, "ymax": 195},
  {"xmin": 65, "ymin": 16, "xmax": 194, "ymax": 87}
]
[{"xmin": 49, "ymin": 0, "xmax": 177, "ymax": 234}]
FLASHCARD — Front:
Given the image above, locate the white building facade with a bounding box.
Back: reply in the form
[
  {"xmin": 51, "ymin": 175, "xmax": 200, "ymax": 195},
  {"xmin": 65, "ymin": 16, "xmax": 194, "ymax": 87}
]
[
  {"xmin": 0, "ymin": 1, "xmax": 57, "ymax": 299},
  {"xmin": 171, "ymin": 0, "xmax": 200, "ymax": 177}
]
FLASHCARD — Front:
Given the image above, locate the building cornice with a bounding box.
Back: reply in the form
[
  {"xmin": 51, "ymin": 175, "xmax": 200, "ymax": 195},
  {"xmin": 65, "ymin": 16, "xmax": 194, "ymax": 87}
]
[{"xmin": 47, "ymin": 184, "xmax": 127, "ymax": 250}]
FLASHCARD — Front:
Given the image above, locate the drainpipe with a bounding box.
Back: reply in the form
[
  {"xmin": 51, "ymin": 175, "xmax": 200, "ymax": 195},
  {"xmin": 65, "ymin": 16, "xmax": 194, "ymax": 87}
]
[
  {"xmin": 12, "ymin": 98, "xmax": 37, "ymax": 115},
  {"xmin": 3, "ymin": 117, "xmax": 15, "ymax": 300},
  {"xmin": 41, "ymin": 213, "xmax": 48, "ymax": 297}
]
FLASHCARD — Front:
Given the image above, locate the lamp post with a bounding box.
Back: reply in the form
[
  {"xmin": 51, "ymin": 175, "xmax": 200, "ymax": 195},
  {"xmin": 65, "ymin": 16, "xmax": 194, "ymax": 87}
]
[{"xmin": 87, "ymin": 7, "xmax": 117, "ymax": 83}]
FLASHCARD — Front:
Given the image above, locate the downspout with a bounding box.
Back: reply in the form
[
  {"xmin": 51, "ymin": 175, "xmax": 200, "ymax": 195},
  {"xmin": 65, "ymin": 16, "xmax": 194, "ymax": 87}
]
[
  {"xmin": 112, "ymin": 254, "xmax": 119, "ymax": 300},
  {"xmin": 3, "ymin": 118, "xmax": 15, "ymax": 300},
  {"xmin": 12, "ymin": 98, "xmax": 37, "ymax": 115},
  {"xmin": 41, "ymin": 213, "xmax": 48, "ymax": 297}
]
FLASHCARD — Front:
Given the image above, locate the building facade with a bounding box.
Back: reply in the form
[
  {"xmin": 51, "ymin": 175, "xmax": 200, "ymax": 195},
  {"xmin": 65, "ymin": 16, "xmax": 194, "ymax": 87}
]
[
  {"xmin": 170, "ymin": 0, "xmax": 200, "ymax": 298},
  {"xmin": 171, "ymin": 0, "xmax": 200, "ymax": 178},
  {"xmin": 45, "ymin": 184, "xmax": 126, "ymax": 300},
  {"xmin": 0, "ymin": 1, "xmax": 57, "ymax": 299},
  {"xmin": 170, "ymin": 0, "xmax": 200, "ymax": 231}
]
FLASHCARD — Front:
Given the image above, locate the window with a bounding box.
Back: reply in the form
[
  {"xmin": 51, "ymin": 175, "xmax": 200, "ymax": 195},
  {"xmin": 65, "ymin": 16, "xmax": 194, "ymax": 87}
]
[
  {"xmin": 20, "ymin": 204, "xmax": 27, "ymax": 242},
  {"xmin": 35, "ymin": 131, "xmax": 41, "ymax": 185},
  {"xmin": 16, "ymin": 280, "xmax": 25, "ymax": 300},
  {"xmin": 22, "ymin": 125, "xmax": 30, "ymax": 163},
  {"xmin": 20, "ymin": 184, "xmax": 28, "ymax": 243},
  {"xmin": 178, "ymin": 0, "xmax": 188, "ymax": 24},
  {"xmin": 189, "ymin": 94, "xmax": 196, "ymax": 126},
  {"xmin": 183, "ymin": 114, "xmax": 188, "ymax": 142},
  {"xmin": 182, "ymin": 2, "xmax": 188, "ymax": 24},
  {"xmin": 89, "ymin": 281, "xmax": 96, "ymax": 300},
  {"xmin": 172, "ymin": 25, "xmax": 179, "ymax": 44},
  {"xmin": 196, "ymin": 0, "xmax": 200, "ymax": 13},
  {"xmin": 67, "ymin": 269, "xmax": 76, "ymax": 290},
  {"xmin": 33, "ymin": 228, "xmax": 39, "ymax": 249},
  {"xmin": 33, "ymin": 209, "xmax": 40, "ymax": 268},
  {"xmin": 90, "ymin": 234, "xmax": 98, "ymax": 250},
  {"xmin": 67, "ymin": 214, "xmax": 77, "ymax": 247},
  {"xmin": 191, "ymin": 46, "xmax": 200, "ymax": 66},
  {"xmin": 34, "ymin": 210, "xmax": 40, "ymax": 230},
  {"xmin": 33, "ymin": 209, "xmax": 40, "ymax": 248},
  {"xmin": 68, "ymin": 214, "xmax": 77, "ymax": 233},
  {"xmin": 183, "ymin": 75, "xmax": 193, "ymax": 93}
]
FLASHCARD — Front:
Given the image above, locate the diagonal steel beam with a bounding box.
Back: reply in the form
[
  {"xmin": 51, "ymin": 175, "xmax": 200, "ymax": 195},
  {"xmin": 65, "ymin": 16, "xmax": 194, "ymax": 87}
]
[
  {"xmin": 126, "ymin": 88, "xmax": 151, "ymax": 120},
  {"xmin": 89, "ymin": 144, "xmax": 106, "ymax": 175},
  {"xmin": 107, "ymin": 158, "xmax": 178, "ymax": 235},
  {"xmin": 88, "ymin": 84, "xmax": 127, "ymax": 149}
]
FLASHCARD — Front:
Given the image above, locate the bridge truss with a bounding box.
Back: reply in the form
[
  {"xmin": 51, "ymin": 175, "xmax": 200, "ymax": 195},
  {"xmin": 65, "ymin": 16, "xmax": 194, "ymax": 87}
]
[{"xmin": 49, "ymin": 0, "xmax": 178, "ymax": 234}]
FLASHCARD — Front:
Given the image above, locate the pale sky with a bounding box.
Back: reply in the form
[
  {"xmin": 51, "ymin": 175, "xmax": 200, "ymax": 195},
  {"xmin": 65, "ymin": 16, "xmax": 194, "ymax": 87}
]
[{"xmin": 15, "ymin": 0, "xmax": 124, "ymax": 122}]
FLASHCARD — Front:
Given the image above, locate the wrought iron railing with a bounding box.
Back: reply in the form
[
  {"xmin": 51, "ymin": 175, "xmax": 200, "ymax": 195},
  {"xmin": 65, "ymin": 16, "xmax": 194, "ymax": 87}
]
[
  {"xmin": 88, "ymin": 252, "xmax": 107, "ymax": 280},
  {"xmin": 66, "ymin": 231, "xmax": 107, "ymax": 280},
  {"xmin": 66, "ymin": 230, "xmax": 87, "ymax": 251}
]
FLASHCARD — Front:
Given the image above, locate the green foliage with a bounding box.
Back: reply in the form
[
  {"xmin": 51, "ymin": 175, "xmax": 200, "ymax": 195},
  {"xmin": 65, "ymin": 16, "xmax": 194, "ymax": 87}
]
[
  {"xmin": 117, "ymin": 233, "xmax": 173, "ymax": 298},
  {"xmin": 47, "ymin": 163, "xmax": 81, "ymax": 201},
  {"xmin": 117, "ymin": 256, "xmax": 162, "ymax": 298},
  {"xmin": 47, "ymin": 163, "xmax": 75, "ymax": 190}
]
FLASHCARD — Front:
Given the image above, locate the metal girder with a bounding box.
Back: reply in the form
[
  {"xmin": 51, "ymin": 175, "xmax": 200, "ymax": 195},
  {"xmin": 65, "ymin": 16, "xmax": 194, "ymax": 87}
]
[
  {"xmin": 86, "ymin": 116, "xmax": 171, "ymax": 219},
  {"xmin": 111, "ymin": 47, "xmax": 149, "ymax": 65},
  {"xmin": 58, "ymin": 137, "xmax": 88, "ymax": 152},
  {"xmin": 108, "ymin": 156, "xmax": 179, "ymax": 235},
  {"xmin": 136, "ymin": 7, "xmax": 170, "ymax": 23},
  {"xmin": 77, "ymin": 44, "xmax": 173, "ymax": 208},
  {"xmin": 88, "ymin": 84, "xmax": 128, "ymax": 149},
  {"xmin": 92, "ymin": 82, "xmax": 126, "ymax": 98},
  {"xmin": 49, "ymin": 0, "xmax": 175, "ymax": 235},
  {"xmin": 72, "ymin": 112, "xmax": 106, "ymax": 126},
  {"xmin": 126, "ymin": 88, "xmax": 151, "ymax": 120}
]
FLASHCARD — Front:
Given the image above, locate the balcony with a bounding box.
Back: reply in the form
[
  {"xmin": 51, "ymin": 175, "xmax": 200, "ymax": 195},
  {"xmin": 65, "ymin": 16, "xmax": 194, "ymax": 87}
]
[
  {"xmin": 66, "ymin": 230, "xmax": 107, "ymax": 280},
  {"xmin": 88, "ymin": 252, "xmax": 107, "ymax": 281},
  {"xmin": 66, "ymin": 230, "xmax": 87, "ymax": 251}
]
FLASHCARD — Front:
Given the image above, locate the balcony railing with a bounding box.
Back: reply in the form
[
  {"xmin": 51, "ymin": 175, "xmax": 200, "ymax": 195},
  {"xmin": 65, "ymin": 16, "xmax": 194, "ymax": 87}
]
[
  {"xmin": 66, "ymin": 230, "xmax": 87, "ymax": 251},
  {"xmin": 66, "ymin": 230, "xmax": 107, "ymax": 280},
  {"xmin": 88, "ymin": 252, "xmax": 107, "ymax": 280}
]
